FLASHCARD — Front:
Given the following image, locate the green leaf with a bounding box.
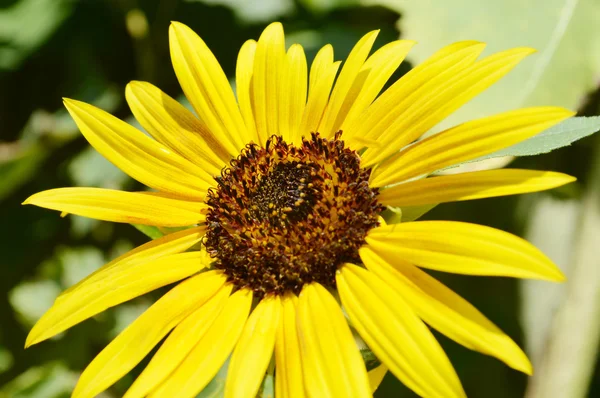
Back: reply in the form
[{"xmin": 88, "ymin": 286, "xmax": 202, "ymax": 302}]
[
  {"xmin": 0, "ymin": 0, "xmax": 75, "ymax": 70},
  {"xmin": 0, "ymin": 362, "xmax": 78, "ymax": 398},
  {"xmin": 68, "ymin": 147, "xmax": 130, "ymax": 189},
  {"xmin": 185, "ymin": 0, "xmax": 294, "ymax": 23},
  {"xmin": 299, "ymin": 0, "xmax": 360, "ymax": 13},
  {"xmin": 368, "ymin": 0, "xmax": 600, "ymax": 131},
  {"xmin": 58, "ymin": 246, "xmax": 105, "ymax": 288},
  {"xmin": 131, "ymin": 224, "xmax": 165, "ymax": 240},
  {"xmin": 0, "ymin": 143, "xmax": 46, "ymax": 201},
  {"xmin": 381, "ymin": 206, "xmax": 403, "ymax": 224},
  {"xmin": 473, "ymin": 116, "xmax": 600, "ymax": 161},
  {"xmin": 361, "ymin": 347, "xmax": 382, "ymax": 371},
  {"xmin": 131, "ymin": 224, "xmax": 197, "ymax": 239},
  {"xmin": 111, "ymin": 301, "xmax": 152, "ymax": 337},
  {"xmin": 196, "ymin": 358, "xmax": 230, "ymax": 398},
  {"xmin": 0, "ymin": 88, "xmax": 122, "ymax": 202},
  {"xmin": 0, "ymin": 346, "xmax": 14, "ymax": 374},
  {"xmin": 382, "ymin": 204, "xmax": 438, "ymax": 223},
  {"xmin": 399, "ymin": 204, "xmax": 438, "ymax": 222},
  {"xmin": 9, "ymin": 280, "xmax": 61, "ymax": 326},
  {"xmin": 256, "ymin": 373, "xmax": 275, "ymax": 398}
]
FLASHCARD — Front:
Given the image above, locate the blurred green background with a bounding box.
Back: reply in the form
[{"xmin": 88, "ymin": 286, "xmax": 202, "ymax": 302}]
[{"xmin": 1, "ymin": 0, "xmax": 600, "ymax": 397}]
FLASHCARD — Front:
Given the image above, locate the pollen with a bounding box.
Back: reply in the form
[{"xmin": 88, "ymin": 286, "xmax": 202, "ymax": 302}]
[{"xmin": 204, "ymin": 133, "xmax": 384, "ymax": 297}]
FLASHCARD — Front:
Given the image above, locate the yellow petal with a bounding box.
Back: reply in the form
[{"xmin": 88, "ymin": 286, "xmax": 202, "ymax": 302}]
[
  {"xmin": 367, "ymin": 365, "xmax": 387, "ymax": 394},
  {"xmin": 124, "ymin": 283, "xmax": 233, "ymax": 398},
  {"xmin": 348, "ymin": 41, "xmax": 484, "ymax": 151},
  {"xmin": 361, "ymin": 46, "xmax": 538, "ymax": 167},
  {"xmin": 418, "ymin": 40, "xmax": 485, "ymax": 66},
  {"xmin": 371, "ymin": 107, "xmax": 575, "ymax": 187},
  {"xmin": 72, "ymin": 271, "xmax": 227, "ymax": 398},
  {"xmin": 275, "ymin": 294, "xmax": 305, "ymax": 398},
  {"xmin": 377, "ymin": 169, "xmax": 576, "ymax": 206},
  {"xmin": 236, "ymin": 39, "xmax": 260, "ymax": 144},
  {"xmin": 299, "ymin": 45, "xmax": 340, "ymax": 138},
  {"xmin": 64, "ymin": 226, "xmax": 206, "ymax": 295},
  {"xmin": 309, "ymin": 45, "xmax": 334, "ymax": 90},
  {"xmin": 225, "ymin": 295, "xmax": 281, "ymax": 398},
  {"xmin": 126, "ymin": 81, "xmax": 229, "ymax": 175},
  {"xmin": 27, "ymin": 227, "xmax": 206, "ymax": 347},
  {"xmin": 150, "ymin": 288, "xmax": 253, "ymax": 398},
  {"xmin": 280, "ymin": 44, "xmax": 307, "ymax": 145},
  {"xmin": 360, "ymin": 247, "xmax": 532, "ymax": 374},
  {"xmin": 297, "ymin": 283, "xmax": 371, "ymax": 397},
  {"xmin": 169, "ymin": 22, "xmax": 248, "ymax": 153},
  {"xmin": 252, "ymin": 22, "xmax": 286, "ymax": 144},
  {"xmin": 366, "ymin": 222, "xmax": 565, "ymax": 281},
  {"xmin": 337, "ymin": 264, "xmax": 466, "ymax": 398},
  {"xmin": 318, "ymin": 30, "xmax": 379, "ymax": 138},
  {"xmin": 63, "ymin": 98, "xmax": 213, "ymax": 199},
  {"xmin": 23, "ymin": 188, "xmax": 207, "ymax": 226},
  {"xmin": 340, "ymin": 40, "xmax": 416, "ymax": 143},
  {"xmin": 363, "ymin": 46, "xmax": 531, "ymax": 164}
]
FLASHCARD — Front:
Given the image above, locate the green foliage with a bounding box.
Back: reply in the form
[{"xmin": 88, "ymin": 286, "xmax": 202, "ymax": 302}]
[
  {"xmin": 68, "ymin": 148, "xmax": 130, "ymax": 190},
  {"xmin": 395, "ymin": 204, "xmax": 438, "ymax": 223},
  {"xmin": 196, "ymin": 359, "xmax": 230, "ymax": 398},
  {"xmin": 475, "ymin": 116, "xmax": 600, "ymax": 160},
  {"xmin": 0, "ymin": 347, "xmax": 14, "ymax": 375},
  {"xmin": 9, "ymin": 281, "xmax": 61, "ymax": 327},
  {"xmin": 186, "ymin": 0, "xmax": 294, "ymax": 22},
  {"xmin": 131, "ymin": 224, "xmax": 195, "ymax": 240},
  {"xmin": 257, "ymin": 373, "xmax": 275, "ymax": 398},
  {"xmin": 0, "ymin": 363, "xmax": 78, "ymax": 398},
  {"xmin": 0, "ymin": 144, "xmax": 46, "ymax": 201},
  {"xmin": 57, "ymin": 247, "xmax": 105, "ymax": 288},
  {"xmin": 131, "ymin": 224, "xmax": 165, "ymax": 240},
  {"xmin": 0, "ymin": 0, "xmax": 74, "ymax": 70},
  {"xmin": 300, "ymin": 0, "xmax": 360, "ymax": 13}
]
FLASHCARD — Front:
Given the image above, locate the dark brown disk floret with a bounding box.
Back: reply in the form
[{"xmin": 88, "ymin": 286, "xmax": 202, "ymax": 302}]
[{"xmin": 204, "ymin": 133, "xmax": 384, "ymax": 297}]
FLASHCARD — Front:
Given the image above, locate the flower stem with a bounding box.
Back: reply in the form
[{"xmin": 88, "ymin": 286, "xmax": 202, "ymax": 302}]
[{"xmin": 525, "ymin": 135, "xmax": 600, "ymax": 398}]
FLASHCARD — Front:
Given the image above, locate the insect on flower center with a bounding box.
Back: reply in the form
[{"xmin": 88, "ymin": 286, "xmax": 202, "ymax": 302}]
[{"xmin": 204, "ymin": 133, "xmax": 384, "ymax": 297}]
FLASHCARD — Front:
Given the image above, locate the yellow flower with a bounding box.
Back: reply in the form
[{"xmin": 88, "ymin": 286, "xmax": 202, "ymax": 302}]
[{"xmin": 23, "ymin": 22, "xmax": 575, "ymax": 398}]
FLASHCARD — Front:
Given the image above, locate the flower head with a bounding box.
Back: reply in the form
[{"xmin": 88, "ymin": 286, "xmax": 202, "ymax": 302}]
[{"xmin": 24, "ymin": 21, "xmax": 575, "ymax": 398}]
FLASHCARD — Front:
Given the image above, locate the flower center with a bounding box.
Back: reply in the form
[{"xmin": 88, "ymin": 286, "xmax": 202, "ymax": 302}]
[{"xmin": 204, "ymin": 133, "xmax": 384, "ymax": 297}]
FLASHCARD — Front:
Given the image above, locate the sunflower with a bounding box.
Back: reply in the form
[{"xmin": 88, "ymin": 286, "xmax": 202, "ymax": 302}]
[{"xmin": 24, "ymin": 21, "xmax": 575, "ymax": 398}]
